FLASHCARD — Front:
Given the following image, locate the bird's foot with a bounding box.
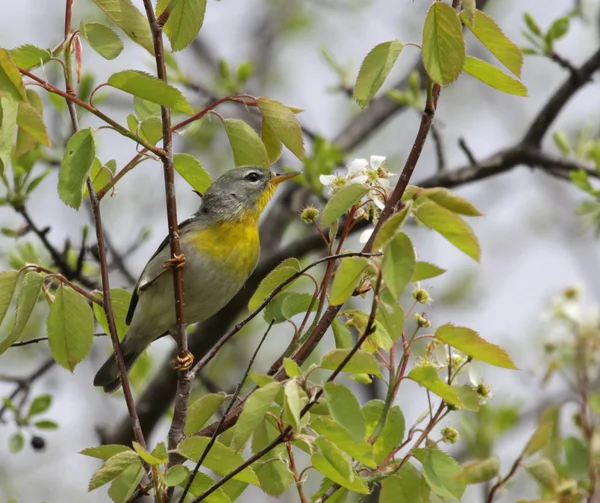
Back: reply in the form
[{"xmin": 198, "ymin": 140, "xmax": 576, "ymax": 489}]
[
  {"xmin": 163, "ymin": 253, "xmax": 186, "ymax": 269},
  {"xmin": 172, "ymin": 350, "xmax": 194, "ymax": 371}
]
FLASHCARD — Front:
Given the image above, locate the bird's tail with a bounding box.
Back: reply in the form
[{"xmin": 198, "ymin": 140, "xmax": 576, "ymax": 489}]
[{"xmin": 93, "ymin": 339, "xmax": 143, "ymax": 393}]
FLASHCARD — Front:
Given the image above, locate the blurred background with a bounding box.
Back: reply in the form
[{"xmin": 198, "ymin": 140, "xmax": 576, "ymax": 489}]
[{"xmin": 1, "ymin": 0, "xmax": 599, "ymax": 501}]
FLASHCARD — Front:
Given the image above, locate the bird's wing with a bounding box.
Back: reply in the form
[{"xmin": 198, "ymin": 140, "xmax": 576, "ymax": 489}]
[{"xmin": 125, "ymin": 215, "xmax": 198, "ymax": 326}]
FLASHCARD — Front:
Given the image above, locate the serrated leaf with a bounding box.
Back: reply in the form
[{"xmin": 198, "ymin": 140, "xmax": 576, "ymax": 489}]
[
  {"xmin": 256, "ymin": 459, "xmax": 295, "ymax": 497},
  {"xmin": 324, "ymin": 382, "xmax": 366, "ymax": 443},
  {"xmin": 8, "ymin": 45, "xmax": 51, "ymax": 70},
  {"xmin": 524, "ymin": 458, "xmax": 559, "ymax": 491},
  {"xmin": 107, "ymin": 70, "xmax": 192, "ymax": 113},
  {"xmin": 16, "ymin": 101, "xmax": 50, "ymax": 147},
  {"xmin": 422, "ymin": 2, "xmax": 466, "ymax": 86},
  {"xmin": 381, "ymin": 463, "xmax": 430, "ymax": 503},
  {"xmin": 412, "ymin": 261, "xmax": 446, "ymax": 282},
  {"xmin": 417, "ymin": 448, "xmax": 466, "ymax": 500},
  {"xmin": 88, "ymin": 451, "xmax": 140, "ymax": 491},
  {"xmin": 0, "ymin": 49, "xmax": 27, "ymax": 101},
  {"xmin": 354, "ymin": 40, "xmax": 404, "ymax": 107},
  {"xmin": 0, "ymin": 271, "xmax": 43, "ymax": 354},
  {"xmin": 456, "ymin": 457, "xmax": 500, "ymax": 484},
  {"xmin": 223, "ymin": 118, "xmax": 269, "ymax": 168},
  {"xmin": 85, "ymin": 158, "xmax": 116, "ymax": 196},
  {"xmin": 0, "ymin": 270, "xmax": 18, "ymax": 326},
  {"xmin": 80, "ymin": 445, "xmax": 131, "ymax": 460},
  {"xmin": 329, "ymin": 257, "xmax": 369, "ymax": 306},
  {"xmin": 372, "ymin": 205, "xmax": 410, "ymax": 251},
  {"xmin": 413, "ymin": 200, "xmax": 480, "ymax": 262},
  {"xmin": 257, "ymin": 97, "xmax": 304, "ymax": 160},
  {"xmin": 108, "ymin": 462, "xmax": 144, "ymax": 503},
  {"xmin": 343, "ymin": 309, "xmax": 393, "ymax": 352},
  {"xmin": 132, "ymin": 441, "xmax": 166, "ymax": 466},
  {"xmin": 184, "ymin": 392, "xmax": 227, "ymax": 436},
  {"xmin": 248, "ymin": 258, "xmax": 301, "ymax": 311},
  {"xmin": 264, "ymin": 291, "xmax": 316, "ymax": 324},
  {"xmin": 523, "ymin": 422, "xmax": 552, "ymax": 458},
  {"xmin": 311, "ymin": 450, "xmax": 369, "ymax": 494},
  {"xmin": 418, "ymin": 188, "xmax": 482, "ymax": 216},
  {"xmin": 58, "ymin": 128, "xmax": 96, "ymax": 209},
  {"xmin": 261, "ymin": 117, "xmax": 283, "ymax": 164},
  {"xmin": 139, "ymin": 116, "xmax": 162, "ymax": 144},
  {"xmin": 408, "ymin": 366, "xmax": 463, "ymax": 408},
  {"xmin": 321, "ymin": 184, "xmax": 368, "ymax": 228},
  {"xmin": 435, "ymin": 324, "xmax": 517, "ymax": 369},
  {"xmin": 376, "ymin": 298, "xmax": 404, "ymax": 342},
  {"xmin": 81, "ymin": 22, "xmax": 124, "ymax": 60},
  {"xmin": 173, "ymin": 153, "xmax": 212, "ymax": 194},
  {"xmin": 93, "ymin": 288, "xmax": 131, "ymax": 341},
  {"xmin": 284, "ymin": 378, "xmax": 304, "ymax": 430},
  {"xmin": 283, "ymin": 358, "xmax": 302, "ymax": 378},
  {"xmin": 180, "ymin": 471, "xmax": 231, "ymax": 503},
  {"xmin": 91, "ymin": 0, "xmax": 154, "ymax": 54},
  {"xmin": 27, "ymin": 395, "xmax": 52, "ymax": 417},
  {"xmin": 133, "ymin": 96, "xmax": 161, "ymax": 120},
  {"xmin": 383, "ymin": 232, "xmax": 416, "ymax": 298},
  {"xmin": 461, "ymin": 10, "xmax": 523, "ymax": 77},
  {"xmin": 177, "ymin": 436, "xmax": 260, "ymax": 485},
  {"xmin": 0, "ymin": 97, "xmax": 17, "ymax": 174},
  {"xmin": 374, "ymin": 406, "xmax": 405, "ymax": 464},
  {"xmin": 231, "ymin": 381, "xmax": 282, "ymax": 452},
  {"xmin": 463, "ymin": 56, "xmax": 527, "ymax": 97},
  {"xmin": 321, "ymin": 348, "xmax": 381, "ymax": 377},
  {"xmin": 164, "ymin": 465, "xmax": 188, "ymax": 486},
  {"xmin": 157, "ymin": 0, "xmax": 207, "ymax": 52},
  {"xmin": 47, "ymin": 285, "xmax": 94, "ymax": 372}
]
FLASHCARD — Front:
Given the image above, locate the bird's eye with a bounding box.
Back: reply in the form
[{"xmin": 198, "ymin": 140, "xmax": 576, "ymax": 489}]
[{"xmin": 245, "ymin": 172, "xmax": 260, "ymax": 182}]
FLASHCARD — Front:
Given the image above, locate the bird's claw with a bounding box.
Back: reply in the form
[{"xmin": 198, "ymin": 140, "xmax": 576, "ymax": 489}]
[
  {"xmin": 163, "ymin": 253, "xmax": 186, "ymax": 269},
  {"xmin": 172, "ymin": 350, "xmax": 194, "ymax": 371}
]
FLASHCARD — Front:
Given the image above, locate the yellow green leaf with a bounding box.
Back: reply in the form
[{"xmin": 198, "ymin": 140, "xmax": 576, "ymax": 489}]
[{"xmin": 463, "ymin": 56, "xmax": 527, "ymax": 97}]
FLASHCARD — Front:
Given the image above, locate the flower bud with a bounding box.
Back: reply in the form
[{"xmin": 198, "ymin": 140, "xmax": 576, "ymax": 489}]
[
  {"xmin": 414, "ymin": 313, "xmax": 431, "ymax": 328},
  {"xmin": 441, "ymin": 427, "xmax": 459, "ymax": 444},
  {"xmin": 413, "ymin": 288, "xmax": 431, "ymax": 304},
  {"xmin": 300, "ymin": 206, "xmax": 320, "ymax": 224}
]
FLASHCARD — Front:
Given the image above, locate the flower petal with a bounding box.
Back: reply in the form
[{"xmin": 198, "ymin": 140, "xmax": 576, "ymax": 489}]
[
  {"xmin": 319, "ymin": 174, "xmax": 337, "ymax": 186},
  {"xmin": 370, "ymin": 155, "xmax": 387, "ymax": 170},
  {"xmin": 359, "ymin": 228, "xmax": 374, "ymax": 244},
  {"xmin": 349, "ymin": 175, "xmax": 368, "ymax": 185},
  {"xmin": 347, "ymin": 158, "xmax": 369, "ymax": 176}
]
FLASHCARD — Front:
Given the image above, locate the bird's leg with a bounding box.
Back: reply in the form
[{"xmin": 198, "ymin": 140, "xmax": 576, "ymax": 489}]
[
  {"xmin": 163, "ymin": 253, "xmax": 186, "ymax": 269},
  {"xmin": 172, "ymin": 350, "xmax": 194, "ymax": 371}
]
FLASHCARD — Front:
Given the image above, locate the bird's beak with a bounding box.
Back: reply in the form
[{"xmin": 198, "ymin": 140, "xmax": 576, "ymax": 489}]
[{"xmin": 270, "ymin": 171, "xmax": 300, "ymax": 186}]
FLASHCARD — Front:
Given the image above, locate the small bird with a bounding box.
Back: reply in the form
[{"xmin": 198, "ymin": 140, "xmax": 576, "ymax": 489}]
[{"xmin": 94, "ymin": 166, "xmax": 298, "ymax": 392}]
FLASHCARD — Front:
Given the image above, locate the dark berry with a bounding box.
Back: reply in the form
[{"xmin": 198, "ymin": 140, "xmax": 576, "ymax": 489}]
[{"xmin": 31, "ymin": 436, "xmax": 45, "ymax": 451}]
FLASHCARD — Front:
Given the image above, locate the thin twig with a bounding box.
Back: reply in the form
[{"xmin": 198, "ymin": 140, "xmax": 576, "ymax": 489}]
[{"xmin": 10, "ymin": 333, "xmax": 107, "ymax": 348}]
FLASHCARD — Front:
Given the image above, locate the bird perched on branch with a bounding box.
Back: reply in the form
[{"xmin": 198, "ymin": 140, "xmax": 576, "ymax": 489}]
[{"xmin": 94, "ymin": 166, "xmax": 299, "ymax": 392}]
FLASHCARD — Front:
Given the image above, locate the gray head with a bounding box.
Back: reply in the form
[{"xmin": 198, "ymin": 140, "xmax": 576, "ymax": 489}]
[{"xmin": 199, "ymin": 166, "xmax": 298, "ymax": 222}]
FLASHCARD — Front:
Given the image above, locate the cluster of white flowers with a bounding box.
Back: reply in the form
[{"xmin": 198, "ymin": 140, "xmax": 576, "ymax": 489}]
[{"xmin": 320, "ymin": 155, "xmax": 396, "ymax": 243}]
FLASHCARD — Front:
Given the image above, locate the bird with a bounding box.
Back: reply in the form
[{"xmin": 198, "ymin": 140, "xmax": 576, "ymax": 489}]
[{"xmin": 93, "ymin": 166, "xmax": 299, "ymax": 392}]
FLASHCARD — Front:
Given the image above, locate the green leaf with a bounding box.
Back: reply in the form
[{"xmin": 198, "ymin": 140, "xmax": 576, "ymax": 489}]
[
  {"xmin": 323, "ymin": 382, "xmax": 366, "ymax": 443},
  {"xmin": 435, "ymin": 324, "xmax": 517, "ymax": 369},
  {"xmin": 107, "ymin": 71, "xmax": 192, "ymax": 114},
  {"xmin": 223, "ymin": 118, "xmax": 270, "ymax": 168},
  {"xmin": 461, "ymin": 0, "xmax": 476, "ymax": 26},
  {"xmin": 0, "ymin": 49, "xmax": 27, "ymax": 101},
  {"xmin": 321, "ymin": 349, "xmax": 381, "ymax": 377},
  {"xmin": 47, "ymin": 285, "xmax": 95, "ymax": 372},
  {"xmin": 376, "ymin": 298, "xmax": 404, "ymax": 342},
  {"xmin": 374, "ymin": 406, "xmax": 405, "ymax": 464},
  {"xmin": 85, "ymin": 158, "xmax": 115, "ymax": 196},
  {"xmin": 311, "ymin": 450, "xmax": 369, "ymax": 494},
  {"xmin": 173, "ymin": 153, "xmax": 212, "ymax": 194},
  {"xmin": 248, "ymin": 258, "xmax": 301, "ymax": 311},
  {"xmin": 321, "ymin": 184, "xmax": 368, "ymax": 228},
  {"xmin": 311, "ymin": 416, "xmax": 376, "ymax": 468},
  {"xmin": 0, "ymin": 98, "xmax": 17, "ymax": 174},
  {"xmin": 184, "ymin": 392, "xmax": 227, "ymax": 436},
  {"xmin": 564, "ymin": 437, "xmax": 588, "ymax": 477},
  {"xmin": 90, "ymin": 0, "xmax": 154, "ymax": 55},
  {"xmin": 353, "ymin": 40, "xmax": 404, "ymax": 108},
  {"xmin": 88, "ymin": 451, "xmax": 141, "ymax": 491},
  {"xmin": 372, "ymin": 205, "xmax": 410, "ymax": 251},
  {"xmin": 315, "ymin": 436, "xmax": 353, "ymax": 482},
  {"xmin": 8, "ymin": 45, "xmax": 51, "ymax": 70},
  {"xmin": 408, "ymin": 366, "xmax": 463, "ymax": 408},
  {"xmin": 108, "ymin": 462, "xmax": 144, "ymax": 503},
  {"xmin": 27, "ymin": 395, "xmax": 52, "ymax": 417},
  {"xmin": 80, "ymin": 445, "xmax": 131, "ymax": 460},
  {"xmin": 0, "ymin": 271, "xmax": 43, "ymax": 354},
  {"xmin": 231, "ymin": 381, "xmax": 282, "ymax": 452},
  {"xmin": 463, "ymin": 56, "xmax": 527, "ymax": 97},
  {"xmin": 257, "ymin": 97, "xmax": 304, "ymax": 160},
  {"xmin": 456, "ymin": 457, "xmax": 500, "ymax": 484},
  {"xmin": 383, "ymin": 232, "xmax": 416, "ymax": 298},
  {"xmin": 413, "ymin": 200, "xmax": 480, "ymax": 262},
  {"xmin": 177, "ymin": 436, "xmax": 260, "ymax": 485},
  {"xmin": 180, "ymin": 471, "xmax": 231, "ymax": 503},
  {"xmin": 523, "ymin": 13, "xmax": 543, "ymax": 37},
  {"xmin": 523, "ymin": 421, "xmax": 552, "ymax": 458},
  {"xmin": 264, "ymin": 291, "xmax": 316, "ymax": 324},
  {"xmin": 256, "ymin": 459, "xmax": 295, "ymax": 497},
  {"xmin": 418, "ymin": 448, "xmax": 466, "ymax": 500},
  {"xmin": 157, "ymin": 0, "xmax": 207, "ymax": 52},
  {"xmin": 455, "ymin": 385, "xmax": 480, "ymax": 411},
  {"xmin": 283, "ymin": 358, "xmax": 302, "ymax": 378},
  {"xmin": 140, "ymin": 116, "xmax": 162, "ymax": 144},
  {"xmin": 164, "ymin": 465, "xmax": 188, "ymax": 486},
  {"xmin": 16, "ymin": 101, "xmax": 51, "ymax": 147},
  {"xmin": 422, "ymin": 2, "xmax": 466, "ymax": 86},
  {"xmin": 329, "ymin": 257, "xmax": 369, "ymax": 306},
  {"xmin": 93, "ymin": 288, "xmax": 131, "ymax": 341},
  {"xmin": 133, "ymin": 96, "xmax": 161, "ymax": 120},
  {"xmin": 80, "ymin": 22, "xmax": 124, "ymax": 60},
  {"xmin": 524, "ymin": 458, "xmax": 559, "ymax": 492},
  {"xmin": 461, "ymin": 10, "xmax": 523, "ymax": 77},
  {"xmin": 343, "ymin": 309, "xmax": 393, "ymax": 352},
  {"xmin": 284, "ymin": 378, "xmax": 305, "ymax": 430},
  {"xmin": 0, "ymin": 270, "xmax": 19, "ymax": 326},
  {"xmin": 547, "ymin": 17, "xmax": 569, "ymax": 42},
  {"xmin": 34, "ymin": 420, "xmax": 59, "ymax": 430},
  {"xmin": 132, "ymin": 441, "xmax": 167, "ymax": 466},
  {"xmin": 58, "ymin": 128, "xmax": 96, "ymax": 209},
  {"xmin": 261, "ymin": 117, "xmax": 283, "ymax": 164},
  {"xmin": 412, "ymin": 261, "xmax": 446, "ymax": 282},
  {"xmin": 9, "ymin": 433, "xmax": 24, "ymax": 453},
  {"xmin": 418, "ymin": 188, "xmax": 482, "ymax": 216},
  {"xmin": 381, "ymin": 463, "xmax": 430, "ymax": 503},
  {"xmin": 332, "ymin": 317, "xmax": 352, "ymax": 349}
]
